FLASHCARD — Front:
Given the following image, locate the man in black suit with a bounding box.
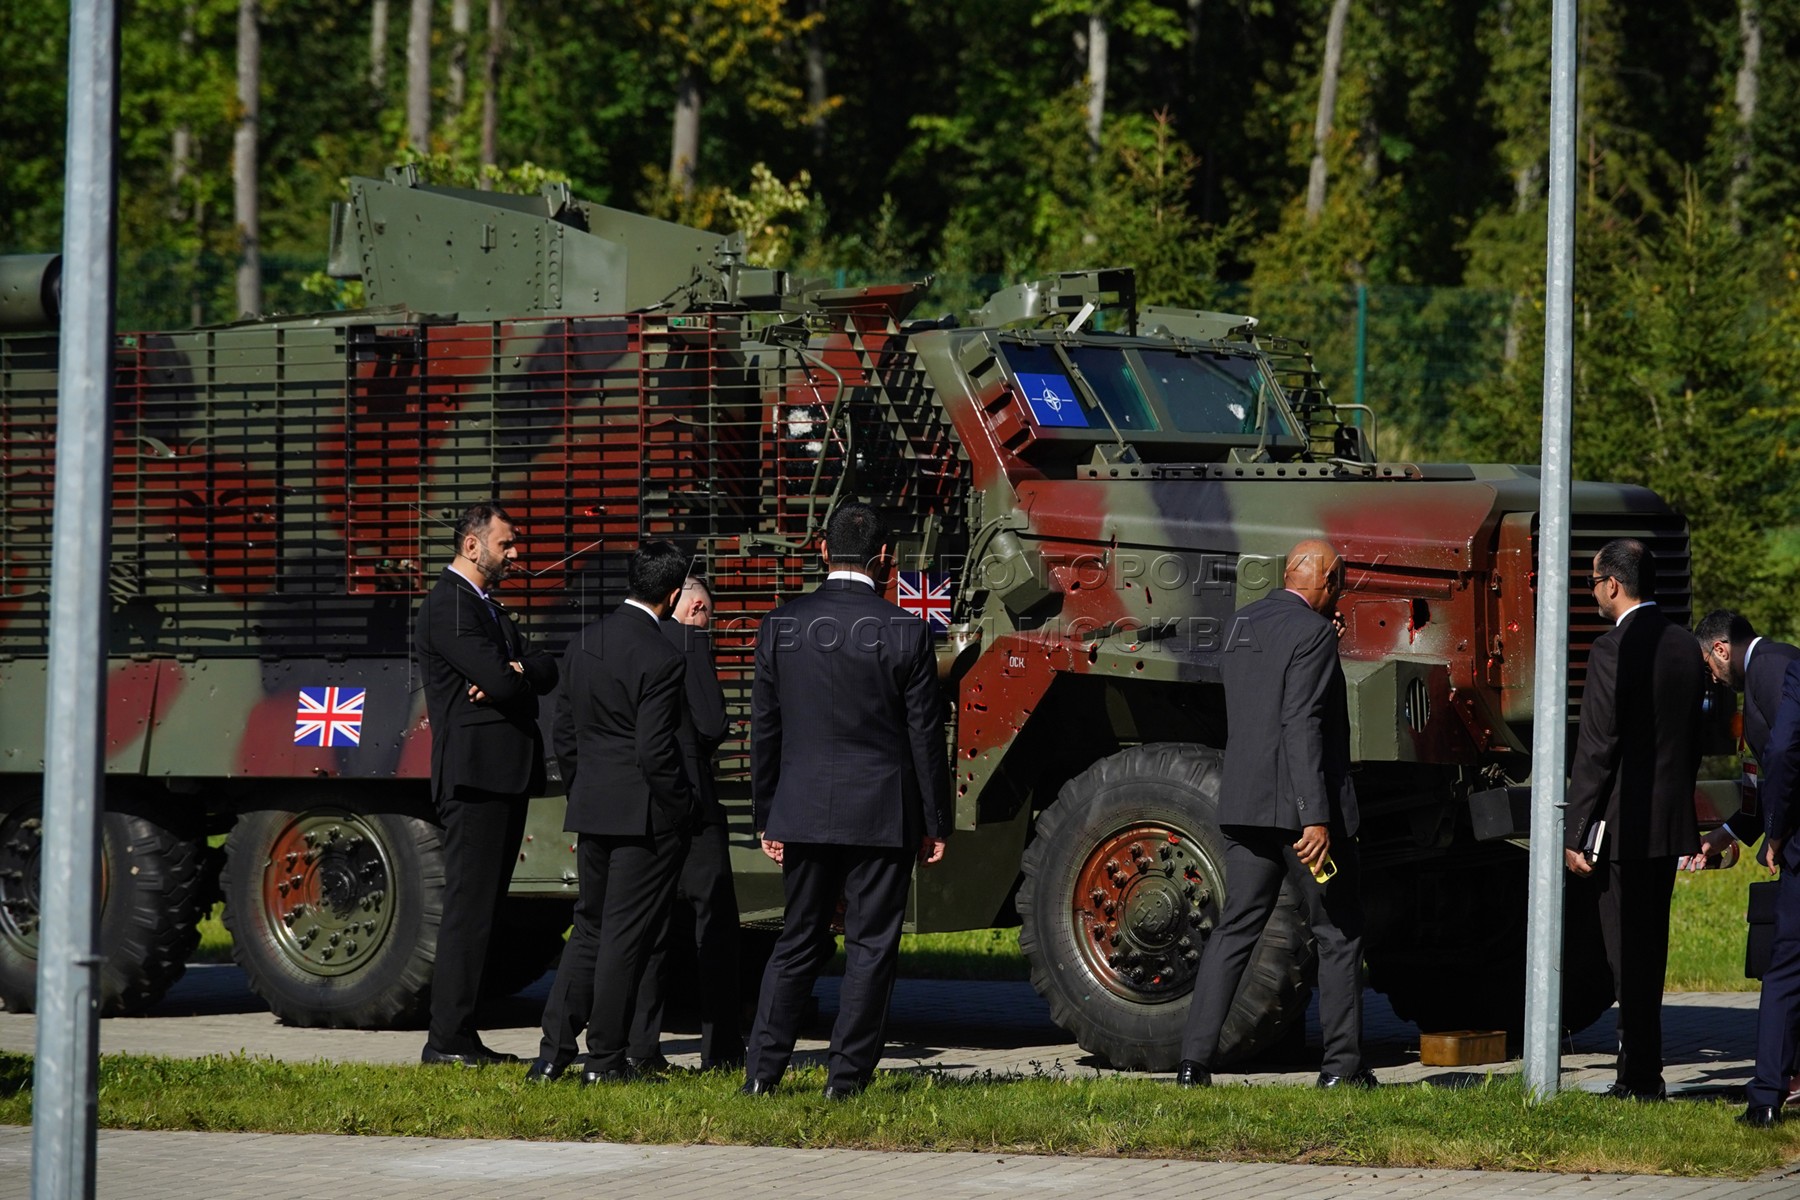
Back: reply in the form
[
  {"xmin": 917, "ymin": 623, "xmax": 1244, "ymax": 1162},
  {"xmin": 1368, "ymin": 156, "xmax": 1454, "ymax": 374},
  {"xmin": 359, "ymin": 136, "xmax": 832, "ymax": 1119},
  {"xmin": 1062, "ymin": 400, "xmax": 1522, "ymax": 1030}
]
[
  {"xmin": 415, "ymin": 501, "xmax": 558, "ymax": 1065},
  {"xmin": 1563, "ymin": 538, "xmax": 1705, "ymax": 1101},
  {"xmin": 1692, "ymin": 610, "xmax": 1800, "ymax": 861},
  {"xmin": 627, "ymin": 575, "xmax": 744, "ymax": 1073},
  {"xmin": 1176, "ymin": 538, "xmax": 1372, "ymax": 1090},
  {"xmin": 1739, "ymin": 660, "xmax": 1800, "ymax": 1126},
  {"xmin": 741, "ymin": 502, "xmax": 950, "ymax": 1099},
  {"xmin": 528, "ymin": 540, "xmax": 696, "ymax": 1085}
]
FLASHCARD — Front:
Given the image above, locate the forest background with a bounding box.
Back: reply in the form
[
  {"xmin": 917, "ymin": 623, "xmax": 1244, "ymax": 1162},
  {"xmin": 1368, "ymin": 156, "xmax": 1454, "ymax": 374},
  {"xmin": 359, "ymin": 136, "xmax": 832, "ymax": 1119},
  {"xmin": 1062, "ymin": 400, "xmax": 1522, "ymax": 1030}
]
[{"xmin": 3, "ymin": 0, "xmax": 1800, "ymax": 632}]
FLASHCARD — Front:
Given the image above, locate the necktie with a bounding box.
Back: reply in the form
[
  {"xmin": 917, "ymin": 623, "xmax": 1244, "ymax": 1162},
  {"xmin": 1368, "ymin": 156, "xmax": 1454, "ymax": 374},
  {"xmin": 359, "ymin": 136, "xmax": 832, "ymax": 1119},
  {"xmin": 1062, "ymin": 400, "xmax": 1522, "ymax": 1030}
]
[{"xmin": 485, "ymin": 597, "xmax": 513, "ymax": 657}]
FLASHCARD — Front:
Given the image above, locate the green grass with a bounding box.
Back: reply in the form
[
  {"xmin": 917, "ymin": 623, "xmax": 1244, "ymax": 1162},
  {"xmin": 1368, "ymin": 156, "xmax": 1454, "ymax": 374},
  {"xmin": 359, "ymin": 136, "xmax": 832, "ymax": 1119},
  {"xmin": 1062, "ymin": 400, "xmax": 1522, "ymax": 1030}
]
[
  {"xmin": 873, "ymin": 928, "xmax": 1028, "ymax": 981},
  {"xmin": 193, "ymin": 903, "xmax": 233, "ymax": 964},
  {"xmin": 1667, "ymin": 863, "xmax": 1762, "ymax": 992},
  {"xmin": 0, "ymin": 1052, "xmax": 1793, "ymax": 1175}
]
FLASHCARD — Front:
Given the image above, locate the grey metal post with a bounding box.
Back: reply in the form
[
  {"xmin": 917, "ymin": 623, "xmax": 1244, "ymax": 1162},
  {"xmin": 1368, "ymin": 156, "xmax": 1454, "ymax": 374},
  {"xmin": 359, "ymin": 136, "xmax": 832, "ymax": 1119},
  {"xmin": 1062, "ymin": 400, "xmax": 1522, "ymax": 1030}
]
[
  {"xmin": 31, "ymin": 1, "xmax": 120, "ymax": 1196},
  {"xmin": 1523, "ymin": 0, "xmax": 1581, "ymax": 1102}
]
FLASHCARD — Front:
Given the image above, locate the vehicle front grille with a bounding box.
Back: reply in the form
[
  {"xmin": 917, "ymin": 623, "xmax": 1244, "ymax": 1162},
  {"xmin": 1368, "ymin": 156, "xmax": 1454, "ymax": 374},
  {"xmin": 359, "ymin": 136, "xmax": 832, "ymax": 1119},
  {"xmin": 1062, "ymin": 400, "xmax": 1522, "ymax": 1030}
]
[{"xmin": 1545, "ymin": 511, "xmax": 1692, "ymax": 722}]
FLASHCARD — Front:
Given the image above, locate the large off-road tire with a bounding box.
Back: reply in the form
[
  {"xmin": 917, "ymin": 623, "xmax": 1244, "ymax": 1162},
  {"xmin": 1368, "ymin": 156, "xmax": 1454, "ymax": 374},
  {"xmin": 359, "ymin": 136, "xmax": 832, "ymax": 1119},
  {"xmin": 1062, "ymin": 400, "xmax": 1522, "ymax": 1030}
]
[
  {"xmin": 0, "ymin": 787, "xmax": 206, "ymax": 1016},
  {"xmin": 221, "ymin": 796, "xmax": 443, "ymax": 1028},
  {"xmin": 1018, "ymin": 743, "xmax": 1314, "ymax": 1072},
  {"xmin": 1364, "ymin": 855, "xmax": 1615, "ymax": 1037},
  {"xmin": 479, "ymin": 897, "xmax": 571, "ymax": 1000}
]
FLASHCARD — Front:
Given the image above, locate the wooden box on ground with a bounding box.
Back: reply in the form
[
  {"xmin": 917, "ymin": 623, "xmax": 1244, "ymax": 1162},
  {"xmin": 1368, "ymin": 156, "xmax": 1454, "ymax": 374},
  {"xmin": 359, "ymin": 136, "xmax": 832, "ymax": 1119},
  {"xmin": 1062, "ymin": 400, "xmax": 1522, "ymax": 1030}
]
[{"xmin": 1418, "ymin": 1030, "xmax": 1507, "ymax": 1066}]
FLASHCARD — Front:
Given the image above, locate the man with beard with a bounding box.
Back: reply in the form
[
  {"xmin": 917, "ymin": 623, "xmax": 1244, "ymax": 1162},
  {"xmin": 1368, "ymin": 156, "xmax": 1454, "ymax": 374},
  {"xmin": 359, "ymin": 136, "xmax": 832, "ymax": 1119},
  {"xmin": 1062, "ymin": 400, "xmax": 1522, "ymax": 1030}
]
[{"xmin": 415, "ymin": 501, "xmax": 558, "ymax": 1065}]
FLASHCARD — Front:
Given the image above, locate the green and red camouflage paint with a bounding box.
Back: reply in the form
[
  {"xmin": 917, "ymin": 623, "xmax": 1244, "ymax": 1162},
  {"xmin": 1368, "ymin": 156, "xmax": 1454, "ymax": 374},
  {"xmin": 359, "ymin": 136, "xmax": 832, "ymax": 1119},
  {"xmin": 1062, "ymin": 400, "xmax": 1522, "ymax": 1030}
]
[{"xmin": 0, "ymin": 170, "xmax": 1725, "ymax": 1064}]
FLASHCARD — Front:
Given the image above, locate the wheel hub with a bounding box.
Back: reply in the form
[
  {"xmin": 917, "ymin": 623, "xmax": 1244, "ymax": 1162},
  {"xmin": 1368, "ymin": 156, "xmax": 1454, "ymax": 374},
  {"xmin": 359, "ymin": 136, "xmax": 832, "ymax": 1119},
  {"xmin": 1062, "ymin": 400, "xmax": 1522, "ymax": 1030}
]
[
  {"xmin": 1073, "ymin": 824, "xmax": 1219, "ymax": 1001},
  {"xmin": 0, "ymin": 808, "xmax": 45, "ymax": 958},
  {"xmin": 261, "ymin": 810, "xmax": 397, "ymax": 978}
]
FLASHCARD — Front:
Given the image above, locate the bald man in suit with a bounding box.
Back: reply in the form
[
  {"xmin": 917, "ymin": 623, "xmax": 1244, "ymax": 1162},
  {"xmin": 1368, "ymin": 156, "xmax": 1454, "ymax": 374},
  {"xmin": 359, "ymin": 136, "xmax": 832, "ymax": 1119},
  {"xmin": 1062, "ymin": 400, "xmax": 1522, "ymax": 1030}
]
[{"xmin": 1176, "ymin": 538, "xmax": 1372, "ymax": 1090}]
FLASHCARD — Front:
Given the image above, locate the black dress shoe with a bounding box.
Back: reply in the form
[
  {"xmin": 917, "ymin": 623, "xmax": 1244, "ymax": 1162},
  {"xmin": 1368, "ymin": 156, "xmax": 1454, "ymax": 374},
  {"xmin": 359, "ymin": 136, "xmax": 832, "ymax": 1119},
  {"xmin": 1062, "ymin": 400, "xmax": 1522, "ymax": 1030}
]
[
  {"xmin": 822, "ymin": 1082, "xmax": 864, "ymax": 1101},
  {"xmin": 580, "ymin": 1068, "xmax": 634, "ymax": 1087},
  {"xmin": 450, "ymin": 1041, "xmax": 520, "ymax": 1065},
  {"xmin": 1602, "ymin": 1081, "xmax": 1666, "ymax": 1101},
  {"xmin": 524, "ymin": 1058, "xmax": 566, "ymax": 1083},
  {"xmin": 422, "ymin": 1043, "xmax": 515, "ymax": 1067},
  {"xmin": 628, "ymin": 1054, "xmax": 673, "ymax": 1075},
  {"xmin": 1316, "ymin": 1068, "xmax": 1379, "ymax": 1089},
  {"xmin": 1174, "ymin": 1061, "xmax": 1212, "ymax": 1089},
  {"xmin": 1740, "ymin": 1104, "xmax": 1781, "ymax": 1128},
  {"xmin": 739, "ymin": 1079, "xmax": 777, "ymax": 1096}
]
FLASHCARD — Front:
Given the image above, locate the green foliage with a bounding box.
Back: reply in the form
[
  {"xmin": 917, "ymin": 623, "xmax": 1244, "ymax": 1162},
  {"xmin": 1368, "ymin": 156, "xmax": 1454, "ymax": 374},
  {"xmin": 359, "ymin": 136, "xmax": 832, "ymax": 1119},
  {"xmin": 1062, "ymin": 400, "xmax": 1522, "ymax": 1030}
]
[
  {"xmin": 393, "ymin": 149, "xmax": 570, "ymax": 195},
  {"xmin": 632, "ymin": 0, "xmax": 823, "ymax": 122},
  {"xmin": 1035, "ymin": 109, "xmax": 1245, "ymax": 307},
  {"xmin": 722, "ymin": 163, "xmax": 813, "ymax": 268},
  {"xmin": 5, "ymin": 0, "xmax": 1800, "ymax": 621},
  {"xmin": 1031, "ymin": 0, "xmax": 1189, "ymax": 48}
]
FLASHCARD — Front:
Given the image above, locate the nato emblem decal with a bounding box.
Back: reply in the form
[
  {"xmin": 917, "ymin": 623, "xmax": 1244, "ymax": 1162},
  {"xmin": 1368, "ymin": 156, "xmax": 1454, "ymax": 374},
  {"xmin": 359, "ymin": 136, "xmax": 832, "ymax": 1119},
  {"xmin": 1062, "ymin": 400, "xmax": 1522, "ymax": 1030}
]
[{"xmin": 1016, "ymin": 372, "xmax": 1088, "ymax": 427}]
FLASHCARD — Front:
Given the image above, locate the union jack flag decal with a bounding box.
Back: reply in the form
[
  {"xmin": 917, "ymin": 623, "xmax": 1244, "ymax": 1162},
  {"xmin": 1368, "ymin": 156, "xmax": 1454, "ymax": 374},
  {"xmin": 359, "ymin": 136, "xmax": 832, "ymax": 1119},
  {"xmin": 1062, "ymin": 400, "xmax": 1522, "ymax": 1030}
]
[
  {"xmin": 897, "ymin": 571, "xmax": 954, "ymax": 631},
  {"xmin": 294, "ymin": 686, "xmax": 366, "ymax": 748}
]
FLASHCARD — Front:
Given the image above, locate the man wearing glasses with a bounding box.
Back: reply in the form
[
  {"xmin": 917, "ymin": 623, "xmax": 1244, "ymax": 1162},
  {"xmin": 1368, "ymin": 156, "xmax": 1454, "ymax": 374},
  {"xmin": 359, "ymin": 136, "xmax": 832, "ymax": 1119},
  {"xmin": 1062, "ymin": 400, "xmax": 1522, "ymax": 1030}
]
[{"xmin": 1563, "ymin": 538, "xmax": 1706, "ymax": 1101}]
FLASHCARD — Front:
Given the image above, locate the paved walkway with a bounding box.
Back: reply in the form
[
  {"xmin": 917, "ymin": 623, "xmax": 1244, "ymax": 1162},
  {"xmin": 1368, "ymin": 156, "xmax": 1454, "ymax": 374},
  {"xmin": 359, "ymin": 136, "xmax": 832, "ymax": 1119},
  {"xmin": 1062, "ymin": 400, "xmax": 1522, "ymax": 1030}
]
[
  {"xmin": 0, "ymin": 969, "xmax": 1790, "ymax": 1198},
  {"xmin": 0, "ymin": 1126, "xmax": 1796, "ymax": 1200}
]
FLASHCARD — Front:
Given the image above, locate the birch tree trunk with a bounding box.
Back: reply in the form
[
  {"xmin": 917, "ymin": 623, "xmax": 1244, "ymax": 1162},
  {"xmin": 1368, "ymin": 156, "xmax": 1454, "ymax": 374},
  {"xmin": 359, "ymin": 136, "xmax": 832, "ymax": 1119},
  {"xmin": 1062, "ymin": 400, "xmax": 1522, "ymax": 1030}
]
[
  {"xmin": 370, "ymin": 0, "xmax": 389, "ymax": 95},
  {"xmin": 1305, "ymin": 0, "xmax": 1351, "ymax": 223},
  {"xmin": 234, "ymin": 0, "xmax": 261, "ymax": 317},
  {"xmin": 1085, "ymin": 10, "xmax": 1109, "ymax": 155},
  {"xmin": 406, "ymin": 0, "xmax": 432, "ymax": 153},
  {"xmin": 1730, "ymin": 0, "xmax": 1760, "ymax": 226},
  {"xmin": 449, "ymin": 0, "xmax": 470, "ymax": 111},
  {"xmin": 806, "ymin": 0, "xmax": 828, "ymax": 160},
  {"xmin": 171, "ymin": 3, "xmax": 196, "ymax": 221},
  {"xmin": 479, "ymin": 0, "xmax": 501, "ymax": 189},
  {"xmin": 669, "ymin": 62, "xmax": 700, "ymax": 198}
]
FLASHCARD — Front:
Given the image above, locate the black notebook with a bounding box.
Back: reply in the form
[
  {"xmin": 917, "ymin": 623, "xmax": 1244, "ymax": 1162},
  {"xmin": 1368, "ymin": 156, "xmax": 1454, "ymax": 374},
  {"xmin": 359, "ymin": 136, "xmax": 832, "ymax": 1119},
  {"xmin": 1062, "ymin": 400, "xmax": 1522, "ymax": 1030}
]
[{"xmin": 1582, "ymin": 819, "xmax": 1607, "ymax": 864}]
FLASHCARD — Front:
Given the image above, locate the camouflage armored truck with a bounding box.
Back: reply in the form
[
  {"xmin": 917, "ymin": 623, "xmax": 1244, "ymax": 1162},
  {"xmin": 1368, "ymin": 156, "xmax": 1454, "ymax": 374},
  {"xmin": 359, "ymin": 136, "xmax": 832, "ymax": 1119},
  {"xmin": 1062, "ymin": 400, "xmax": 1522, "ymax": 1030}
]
[{"xmin": 0, "ymin": 167, "xmax": 1719, "ymax": 1068}]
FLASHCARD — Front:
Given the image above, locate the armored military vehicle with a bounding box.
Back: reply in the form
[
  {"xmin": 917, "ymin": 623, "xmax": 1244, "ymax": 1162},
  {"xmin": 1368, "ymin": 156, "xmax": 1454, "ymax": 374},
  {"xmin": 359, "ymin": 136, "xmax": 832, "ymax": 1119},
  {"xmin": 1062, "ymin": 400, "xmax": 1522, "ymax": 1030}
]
[{"xmin": 0, "ymin": 167, "xmax": 1717, "ymax": 1068}]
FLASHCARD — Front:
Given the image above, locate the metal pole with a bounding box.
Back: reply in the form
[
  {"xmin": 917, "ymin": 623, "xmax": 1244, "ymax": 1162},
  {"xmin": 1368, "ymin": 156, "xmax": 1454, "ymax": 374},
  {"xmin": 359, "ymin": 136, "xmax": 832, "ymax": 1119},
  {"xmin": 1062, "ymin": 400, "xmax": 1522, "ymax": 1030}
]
[
  {"xmin": 1353, "ymin": 282, "xmax": 1368, "ymax": 412},
  {"xmin": 1523, "ymin": 0, "xmax": 1580, "ymax": 1103},
  {"xmin": 31, "ymin": 1, "xmax": 120, "ymax": 1196}
]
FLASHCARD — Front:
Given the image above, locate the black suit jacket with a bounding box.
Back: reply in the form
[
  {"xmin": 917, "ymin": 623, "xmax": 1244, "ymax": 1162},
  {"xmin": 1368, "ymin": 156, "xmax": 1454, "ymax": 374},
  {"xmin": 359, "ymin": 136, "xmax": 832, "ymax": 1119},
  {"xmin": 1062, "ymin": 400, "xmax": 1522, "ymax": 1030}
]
[
  {"xmin": 555, "ymin": 602, "xmax": 696, "ymax": 837},
  {"xmin": 1754, "ymin": 660, "xmax": 1800, "ymax": 871},
  {"xmin": 663, "ymin": 617, "xmax": 729, "ymax": 824},
  {"xmin": 751, "ymin": 578, "xmax": 950, "ymax": 847},
  {"xmin": 1218, "ymin": 588, "xmax": 1359, "ymax": 837},
  {"xmin": 415, "ymin": 568, "xmax": 558, "ymax": 803},
  {"xmin": 1564, "ymin": 604, "xmax": 1705, "ymax": 860},
  {"xmin": 1723, "ymin": 638, "xmax": 1800, "ymax": 843}
]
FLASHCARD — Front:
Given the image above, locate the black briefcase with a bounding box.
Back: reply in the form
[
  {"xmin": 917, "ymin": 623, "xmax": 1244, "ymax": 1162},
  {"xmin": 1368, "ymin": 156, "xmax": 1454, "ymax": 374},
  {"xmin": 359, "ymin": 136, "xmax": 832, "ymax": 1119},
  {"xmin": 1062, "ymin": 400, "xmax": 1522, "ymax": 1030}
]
[{"xmin": 1746, "ymin": 880, "xmax": 1779, "ymax": 980}]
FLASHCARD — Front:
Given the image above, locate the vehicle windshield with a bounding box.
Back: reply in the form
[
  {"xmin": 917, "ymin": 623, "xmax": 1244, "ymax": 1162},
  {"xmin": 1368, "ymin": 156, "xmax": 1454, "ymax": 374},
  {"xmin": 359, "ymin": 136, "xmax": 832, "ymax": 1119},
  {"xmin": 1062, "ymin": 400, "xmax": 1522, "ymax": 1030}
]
[
  {"xmin": 1001, "ymin": 342, "xmax": 1159, "ymax": 433},
  {"xmin": 999, "ymin": 340, "xmax": 1294, "ymax": 444},
  {"xmin": 1137, "ymin": 349, "xmax": 1288, "ymax": 437}
]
